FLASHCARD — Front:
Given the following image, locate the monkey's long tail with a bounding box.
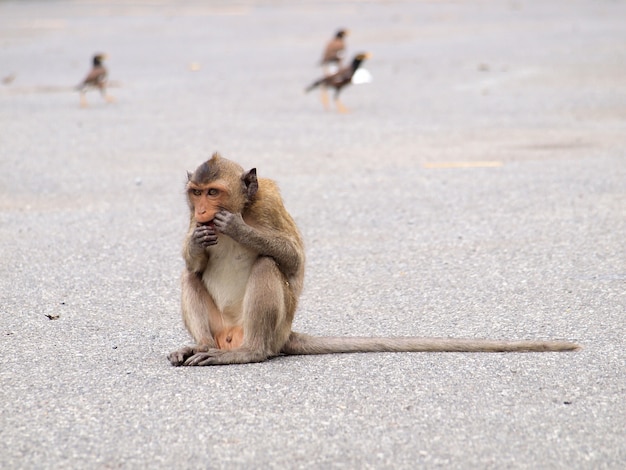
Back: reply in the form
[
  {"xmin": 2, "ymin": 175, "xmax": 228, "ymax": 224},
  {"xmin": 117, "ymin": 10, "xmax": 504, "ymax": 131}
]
[{"xmin": 282, "ymin": 332, "xmax": 580, "ymax": 354}]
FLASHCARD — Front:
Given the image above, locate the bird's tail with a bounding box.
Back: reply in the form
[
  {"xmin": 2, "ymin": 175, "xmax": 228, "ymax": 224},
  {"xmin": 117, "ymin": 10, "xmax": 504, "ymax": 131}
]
[
  {"xmin": 282, "ymin": 332, "xmax": 580, "ymax": 355},
  {"xmin": 305, "ymin": 78, "xmax": 324, "ymax": 93}
]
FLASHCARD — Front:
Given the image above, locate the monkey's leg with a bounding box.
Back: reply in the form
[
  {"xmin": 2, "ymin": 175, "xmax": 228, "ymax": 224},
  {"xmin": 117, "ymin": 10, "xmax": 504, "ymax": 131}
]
[
  {"xmin": 168, "ymin": 271, "xmax": 218, "ymax": 366},
  {"xmin": 185, "ymin": 257, "xmax": 289, "ymax": 366}
]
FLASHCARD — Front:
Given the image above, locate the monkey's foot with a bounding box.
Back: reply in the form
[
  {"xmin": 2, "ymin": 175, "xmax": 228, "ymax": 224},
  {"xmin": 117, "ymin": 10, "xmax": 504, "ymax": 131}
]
[
  {"xmin": 184, "ymin": 348, "xmax": 268, "ymax": 366},
  {"xmin": 168, "ymin": 345, "xmax": 209, "ymax": 366},
  {"xmin": 183, "ymin": 349, "xmax": 226, "ymax": 366}
]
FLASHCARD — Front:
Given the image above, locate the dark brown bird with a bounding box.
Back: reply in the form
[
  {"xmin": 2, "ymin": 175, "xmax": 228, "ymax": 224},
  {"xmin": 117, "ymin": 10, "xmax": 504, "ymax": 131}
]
[
  {"xmin": 306, "ymin": 52, "xmax": 371, "ymax": 113},
  {"xmin": 320, "ymin": 29, "xmax": 348, "ymax": 74},
  {"xmin": 77, "ymin": 53, "xmax": 114, "ymax": 107}
]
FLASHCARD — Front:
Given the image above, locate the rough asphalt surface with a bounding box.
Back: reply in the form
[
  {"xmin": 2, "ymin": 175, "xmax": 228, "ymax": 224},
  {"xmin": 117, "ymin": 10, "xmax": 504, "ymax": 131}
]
[{"xmin": 1, "ymin": 1, "xmax": 624, "ymax": 468}]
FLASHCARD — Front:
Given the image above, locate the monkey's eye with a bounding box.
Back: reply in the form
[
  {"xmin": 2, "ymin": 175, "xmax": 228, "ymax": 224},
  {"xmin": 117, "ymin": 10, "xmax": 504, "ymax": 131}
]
[
  {"xmin": 207, "ymin": 188, "xmax": 220, "ymax": 196},
  {"xmin": 192, "ymin": 189, "xmax": 202, "ymax": 196}
]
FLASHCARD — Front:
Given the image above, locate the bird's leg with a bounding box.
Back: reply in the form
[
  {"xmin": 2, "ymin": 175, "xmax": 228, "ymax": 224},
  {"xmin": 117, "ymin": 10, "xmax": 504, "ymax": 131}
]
[
  {"xmin": 335, "ymin": 97, "xmax": 349, "ymax": 114},
  {"xmin": 100, "ymin": 86, "xmax": 115, "ymax": 103},
  {"xmin": 79, "ymin": 92, "xmax": 88, "ymax": 108},
  {"xmin": 320, "ymin": 88, "xmax": 330, "ymax": 110}
]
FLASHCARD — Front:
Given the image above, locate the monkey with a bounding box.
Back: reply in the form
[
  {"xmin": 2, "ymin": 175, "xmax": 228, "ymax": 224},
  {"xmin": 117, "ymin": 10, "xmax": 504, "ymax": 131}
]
[
  {"xmin": 168, "ymin": 152, "xmax": 304, "ymax": 366},
  {"xmin": 168, "ymin": 153, "xmax": 580, "ymax": 367}
]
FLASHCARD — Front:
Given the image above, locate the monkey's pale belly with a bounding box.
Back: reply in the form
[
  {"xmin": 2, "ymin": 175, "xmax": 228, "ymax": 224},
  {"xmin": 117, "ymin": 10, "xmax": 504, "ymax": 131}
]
[{"xmin": 202, "ymin": 236, "xmax": 257, "ymax": 324}]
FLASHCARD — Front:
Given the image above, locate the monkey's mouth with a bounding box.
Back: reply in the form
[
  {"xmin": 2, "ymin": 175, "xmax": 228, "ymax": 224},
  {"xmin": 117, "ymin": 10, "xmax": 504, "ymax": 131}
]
[{"xmin": 198, "ymin": 220, "xmax": 215, "ymax": 228}]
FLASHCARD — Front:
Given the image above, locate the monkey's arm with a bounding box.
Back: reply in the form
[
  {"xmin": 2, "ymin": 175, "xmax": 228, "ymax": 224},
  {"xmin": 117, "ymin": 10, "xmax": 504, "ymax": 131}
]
[
  {"xmin": 213, "ymin": 210, "xmax": 302, "ymax": 277},
  {"xmin": 182, "ymin": 223, "xmax": 217, "ymax": 273}
]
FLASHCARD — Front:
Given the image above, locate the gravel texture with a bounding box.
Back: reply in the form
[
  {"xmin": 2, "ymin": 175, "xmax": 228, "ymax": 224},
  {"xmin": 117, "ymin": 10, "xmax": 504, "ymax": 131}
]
[{"xmin": 1, "ymin": 1, "xmax": 625, "ymax": 469}]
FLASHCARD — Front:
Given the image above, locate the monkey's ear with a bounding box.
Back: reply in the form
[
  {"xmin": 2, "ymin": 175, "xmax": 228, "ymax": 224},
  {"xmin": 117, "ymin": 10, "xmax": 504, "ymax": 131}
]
[
  {"xmin": 186, "ymin": 171, "xmax": 193, "ymax": 182},
  {"xmin": 242, "ymin": 168, "xmax": 258, "ymax": 200}
]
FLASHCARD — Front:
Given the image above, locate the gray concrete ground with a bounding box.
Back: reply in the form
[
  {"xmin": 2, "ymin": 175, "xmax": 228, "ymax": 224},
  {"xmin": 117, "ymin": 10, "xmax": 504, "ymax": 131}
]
[{"xmin": 1, "ymin": 0, "xmax": 625, "ymax": 468}]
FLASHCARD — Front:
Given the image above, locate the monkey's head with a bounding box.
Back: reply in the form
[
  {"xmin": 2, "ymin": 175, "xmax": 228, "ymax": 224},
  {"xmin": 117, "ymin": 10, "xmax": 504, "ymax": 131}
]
[{"xmin": 186, "ymin": 153, "xmax": 258, "ymax": 225}]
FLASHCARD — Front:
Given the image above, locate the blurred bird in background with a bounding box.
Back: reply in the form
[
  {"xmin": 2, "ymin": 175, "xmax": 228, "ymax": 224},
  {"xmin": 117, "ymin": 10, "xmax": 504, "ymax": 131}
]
[
  {"xmin": 77, "ymin": 53, "xmax": 114, "ymax": 107},
  {"xmin": 320, "ymin": 29, "xmax": 348, "ymax": 75},
  {"xmin": 2, "ymin": 73, "xmax": 16, "ymax": 85},
  {"xmin": 306, "ymin": 52, "xmax": 372, "ymax": 113}
]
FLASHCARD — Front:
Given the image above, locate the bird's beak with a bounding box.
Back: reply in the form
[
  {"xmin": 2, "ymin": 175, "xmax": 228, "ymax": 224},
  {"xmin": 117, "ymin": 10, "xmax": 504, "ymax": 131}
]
[{"xmin": 364, "ymin": 52, "xmax": 372, "ymax": 59}]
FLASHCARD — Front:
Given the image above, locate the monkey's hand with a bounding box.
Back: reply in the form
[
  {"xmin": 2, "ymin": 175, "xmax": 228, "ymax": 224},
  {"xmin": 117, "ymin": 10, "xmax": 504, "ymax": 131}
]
[
  {"xmin": 192, "ymin": 224, "xmax": 218, "ymax": 248},
  {"xmin": 213, "ymin": 210, "xmax": 246, "ymax": 239},
  {"xmin": 212, "ymin": 209, "xmax": 301, "ymax": 277}
]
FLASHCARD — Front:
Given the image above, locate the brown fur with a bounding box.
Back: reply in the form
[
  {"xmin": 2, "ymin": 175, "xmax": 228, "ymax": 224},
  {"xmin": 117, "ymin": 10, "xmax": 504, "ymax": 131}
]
[{"xmin": 168, "ymin": 153, "xmax": 580, "ymax": 367}]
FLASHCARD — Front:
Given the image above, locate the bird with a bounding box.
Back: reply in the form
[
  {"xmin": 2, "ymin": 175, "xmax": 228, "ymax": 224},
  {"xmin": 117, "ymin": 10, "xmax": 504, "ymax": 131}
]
[
  {"xmin": 306, "ymin": 52, "xmax": 371, "ymax": 113},
  {"xmin": 320, "ymin": 29, "xmax": 348, "ymax": 75},
  {"xmin": 2, "ymin": 73, "xmax": 16, "ymax": 85},
  {"xmin": 77, "ymin": 53, "xmax": 114, "ymax": 107}
]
